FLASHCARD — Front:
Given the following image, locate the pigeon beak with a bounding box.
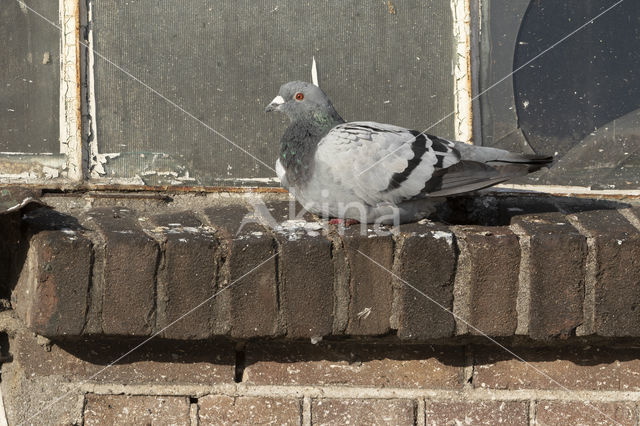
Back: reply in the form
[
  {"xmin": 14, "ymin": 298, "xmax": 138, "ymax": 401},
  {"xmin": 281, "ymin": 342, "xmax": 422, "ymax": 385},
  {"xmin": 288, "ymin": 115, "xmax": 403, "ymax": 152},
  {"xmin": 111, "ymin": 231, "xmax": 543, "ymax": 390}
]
[{"xmin": 265, "ymin": 95, "xmax": 285, "ymax": 112}]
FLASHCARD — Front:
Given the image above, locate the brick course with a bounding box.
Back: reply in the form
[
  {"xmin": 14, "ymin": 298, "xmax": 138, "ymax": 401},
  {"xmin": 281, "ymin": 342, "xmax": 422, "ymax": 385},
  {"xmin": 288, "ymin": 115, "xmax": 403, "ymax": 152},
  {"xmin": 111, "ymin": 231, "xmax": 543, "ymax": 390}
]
[
  {"xmin": 84, "ymin": 394, "xmax": 190, "ymax": 425},
  {"xmin": 395, "ymin": 222, "xmax": 457, "ymax": 340},
  {"xmin": 342, "ymin": 227, "xmax": 395, "ymax": 335},
  {"xmin": 473, "ymin": 346, "xmax": 640, "ymax": 391},
  {"xmin": 243, "ymin": 342, "xmax": 464, "ymax": 388},
  {"xmin": 424, "ymin": 400, "xmax": 529, "ymax": 425},
  {"xmin": 266, "ymin": 200, "xmax": 334, "ymax": 339},
  {"xmin": 204, "ymin": 205, "xmax": 279, "ymax": 338},
  {"xmin": 311, "ymin": 398, "xmax": 415, "ymax": 425},
  {"xmin": 149, "ymin": 211, "xmax": 220, "ymax": 339},
  {"xmin": 453, "ymin": 225, "xmax": 520, "ymax": 336},
  {"xmin": 572, "ymin": 209, "xmax": 640, "ymax": 336},
  {"xmin": 535, "ymin": 401, "xmax": 636, "ymax": 426},
  {"xmin": 199, "ymin": 395, "xmax": 302, "ymax": 425},
  {"xmin": 12, "ymin": 230, "xmax": 92, "ymax": 336},
  {"xmin": 11, "ymin": 201, "xmax": 640, "ymax": 343},
  {"xmin": 512, "ymin": 213, "xmax": 587, "ymax": 339},
  {"xmin": 88, "ymin": 207, "xmax": 159, "ymax": 336}
]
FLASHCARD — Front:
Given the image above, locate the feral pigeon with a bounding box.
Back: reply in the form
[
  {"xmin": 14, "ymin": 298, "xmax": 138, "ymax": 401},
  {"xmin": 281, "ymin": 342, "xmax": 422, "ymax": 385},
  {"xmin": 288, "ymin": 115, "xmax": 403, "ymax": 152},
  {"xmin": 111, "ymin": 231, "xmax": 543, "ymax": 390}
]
[{"xmin": 265, "ymin": 81, "xmax": 552, "ymax": 224}]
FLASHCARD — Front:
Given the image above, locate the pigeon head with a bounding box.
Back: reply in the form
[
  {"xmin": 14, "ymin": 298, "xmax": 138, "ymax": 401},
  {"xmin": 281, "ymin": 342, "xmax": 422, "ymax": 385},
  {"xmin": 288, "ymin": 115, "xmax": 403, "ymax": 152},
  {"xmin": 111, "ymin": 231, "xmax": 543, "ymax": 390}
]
[{"xmin": 265, "ymin": 81, "xmax": 343, "ymax": 124}]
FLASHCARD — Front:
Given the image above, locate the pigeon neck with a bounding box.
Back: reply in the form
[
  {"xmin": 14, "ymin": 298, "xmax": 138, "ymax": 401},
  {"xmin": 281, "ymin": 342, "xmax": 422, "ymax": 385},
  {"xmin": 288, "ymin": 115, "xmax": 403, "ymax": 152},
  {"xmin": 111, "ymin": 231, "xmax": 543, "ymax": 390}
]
[
  {"xmin": 279, "ymin": 111, "xmax": 343, "ymax": 188},
  {"xmin": 311, "ymin": 108, "xmax": 345, "ymax": 129}
]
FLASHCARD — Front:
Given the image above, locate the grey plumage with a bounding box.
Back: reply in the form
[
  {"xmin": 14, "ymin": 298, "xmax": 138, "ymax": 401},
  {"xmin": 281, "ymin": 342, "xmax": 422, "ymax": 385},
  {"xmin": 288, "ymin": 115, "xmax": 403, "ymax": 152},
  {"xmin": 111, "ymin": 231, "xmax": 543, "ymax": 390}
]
[{"xmin": 266, "ymin": 81, "xmax": 553, "ymax": 224}]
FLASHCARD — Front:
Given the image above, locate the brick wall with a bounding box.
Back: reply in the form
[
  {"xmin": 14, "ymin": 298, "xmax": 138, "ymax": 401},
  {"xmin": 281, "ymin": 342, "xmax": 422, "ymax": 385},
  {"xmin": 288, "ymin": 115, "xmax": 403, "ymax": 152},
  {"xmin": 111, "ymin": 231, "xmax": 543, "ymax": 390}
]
[{"xmin": 1, "ymin": 190, "xmax": 640, "ymax": 424}]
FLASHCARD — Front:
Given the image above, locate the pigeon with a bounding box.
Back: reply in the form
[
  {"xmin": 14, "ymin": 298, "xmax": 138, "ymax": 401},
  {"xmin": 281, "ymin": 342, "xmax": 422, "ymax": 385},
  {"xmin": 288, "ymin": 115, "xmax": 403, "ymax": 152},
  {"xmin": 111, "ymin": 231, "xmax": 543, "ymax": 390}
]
[{"xmin": 265, "ymin": 81, "xmax": 553, "ymax": 224}]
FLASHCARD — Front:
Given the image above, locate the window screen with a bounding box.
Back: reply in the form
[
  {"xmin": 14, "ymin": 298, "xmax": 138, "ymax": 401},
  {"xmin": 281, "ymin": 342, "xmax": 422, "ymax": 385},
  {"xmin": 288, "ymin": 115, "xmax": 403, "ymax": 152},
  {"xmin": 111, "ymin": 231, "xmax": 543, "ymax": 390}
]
[
  {"xmin": 479, "ymin": 0, "xmax": 640, "ymax": 189},
  {"xmin": 0, "ymin": 0, "xmax": 61, "ymax": 179},
  {"xmin": 90, "ymin": 1, "xmax": 455, "ymax": 186}
]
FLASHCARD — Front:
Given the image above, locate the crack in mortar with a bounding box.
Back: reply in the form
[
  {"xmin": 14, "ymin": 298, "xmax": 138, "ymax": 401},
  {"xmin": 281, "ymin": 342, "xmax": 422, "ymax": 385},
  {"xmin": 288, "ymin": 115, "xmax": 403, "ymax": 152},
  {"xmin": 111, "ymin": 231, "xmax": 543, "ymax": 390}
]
[
  {"xmin": 620, "ymin": 208, "xmax": 640, "ymax": 233},
  {"xmin": 566, "ymin": 215, "xmax": 597, "ymax": 336},
  {"xmin": 326, "ymin": 230, "xmax": 350, "ymax": 335},
  {"xmin": 509, "ymin": 223, "xmax": 531, "ymax": 336},
  {"xmin": 197, "ymin": 210, "xmax": 231, "ymax": 336},
  {"xmin": 450, "ymin": 227, "xmax": 473, "ymax": 336},
  {"xmin": 389, "ymin": 231, "xmax": 406, "ymax": 331},
  {"xmin": 79, "ymin": 218, "xmax": 106, "ymax": 335}
]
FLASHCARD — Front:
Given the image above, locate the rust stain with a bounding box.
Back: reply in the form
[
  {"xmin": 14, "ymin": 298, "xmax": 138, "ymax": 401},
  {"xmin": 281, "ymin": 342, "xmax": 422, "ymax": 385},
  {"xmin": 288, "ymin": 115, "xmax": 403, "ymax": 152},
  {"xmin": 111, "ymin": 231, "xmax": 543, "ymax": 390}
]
[
  {"xmin": 1, "ymin": 183, "xmax": 639, "ymax": 201},
  {"xmin": 387, "ymin": 0, "xmax": 396, "ymax": 14},
  {"xmin": 23, "ymin": 183, "xmax": 289, "ymax": 195},
  {"xmin": 74, "ymin": 0, "xmax": 83, "ymax": 178},
  {"xmin": 464, "ymin": 0, "xmax": 473, "ymax": 144}
]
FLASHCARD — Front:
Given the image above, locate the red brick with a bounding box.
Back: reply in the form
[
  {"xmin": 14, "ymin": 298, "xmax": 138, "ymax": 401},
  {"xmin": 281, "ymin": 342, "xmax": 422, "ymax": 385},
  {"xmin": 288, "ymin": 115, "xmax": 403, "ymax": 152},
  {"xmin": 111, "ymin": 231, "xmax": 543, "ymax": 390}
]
[
  {"xmin": 572, "ymin": 209, "xmax": 640, "ymax": 336},
  {"xmin": 267, "ymin": 200, "xmax": 334, "ymax": 339},
  {"xmin": 473, "ymin": 346, "xmax": 640, "ymax": 391},
  {"xmin": 13, "ymin": 331, "xmax": 235, "ymax": 385},
  {"xmin": 311, "ymin": 398, "xmax": 415, "ymax": 425},
  {"xmin": 199, "ymin": 395, "xmax": 301, "ymax": 425},
  {"xmin": 12, "ymin": 229, "xmax": 92, "ymax": 337},
  {"xmin": 512, "ymin": 213, "xmax": 586, "ymax": 339},
  {"xmin": 244, "ymin": 342, "xmax": 464, "ymax": 388},
  {"xmin": 88, "ymin": 207, "xmax": 159, "ymax": 336},
  {"xmin": 535, "ymin": 401, "xmax": 635, "ymax": 426},
  {"xmin": 396, "ymin": 222, "xmax": 457, "ymax": 339},
  {"xmin": 454, "ymin": 225, "xmax": 520, "ymax": 336},
  {"xmin": 425, "ymin": 400, "xmax": 529, "ymax": 425},
  {"xmin": 342, "ymin": 228, "xmax": 395, "ymax": 335},
  {"xmin": 205, "ymin": 205, "xmax": 279, "ymax": 338},
  {"xmin": 149, "ymin": 212, "xmax": 220, "ymax": 339},
  {"xmin": 84, "ymin": 394, "xmax": 190, "ymax": 425}
]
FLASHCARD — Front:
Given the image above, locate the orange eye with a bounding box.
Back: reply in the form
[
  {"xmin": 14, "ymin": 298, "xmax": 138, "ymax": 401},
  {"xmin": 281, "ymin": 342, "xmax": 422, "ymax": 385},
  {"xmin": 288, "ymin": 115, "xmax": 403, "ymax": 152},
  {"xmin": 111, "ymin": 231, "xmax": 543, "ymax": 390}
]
[{"xmin": 294, "ymin": 92, "xmax": 304, "ymax": 101}]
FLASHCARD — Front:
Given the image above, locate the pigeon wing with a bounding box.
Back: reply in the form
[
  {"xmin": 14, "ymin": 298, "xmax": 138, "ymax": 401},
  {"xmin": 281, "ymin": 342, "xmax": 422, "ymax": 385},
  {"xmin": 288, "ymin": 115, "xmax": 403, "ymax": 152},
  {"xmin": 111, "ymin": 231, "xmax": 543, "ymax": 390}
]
[{"xmin": 314, "ymin": 122, "xmax": 460, "ymax": 205}]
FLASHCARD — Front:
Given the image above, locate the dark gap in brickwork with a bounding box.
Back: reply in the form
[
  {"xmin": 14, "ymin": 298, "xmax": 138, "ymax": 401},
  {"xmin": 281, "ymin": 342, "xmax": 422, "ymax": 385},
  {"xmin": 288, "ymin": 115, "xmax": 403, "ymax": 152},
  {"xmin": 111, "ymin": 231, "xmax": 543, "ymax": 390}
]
[
  {"xmin": 464, "ymin": 345, "xmax": 474, "ymax": 386},
  {"xmin": 81, "ymin": 243, "xmax": 96, "ymax": 334},
  {"xmin": 189, "ymin": 397, "xmax": 198, "ymax": 404},
  {"xmin": 438, "ymin": 194, "xmax": 630, "ymax": 226},
  {"xmin": 234, "ymin": 348, "xmax": 246, "ymax": 383},
  {"xmin": 0, "ymin": 333, "xmax": 12, "ymax": 364},
  {"xmin": 272, "ymin": 238, "xmax": 281, "ymax": 315}
]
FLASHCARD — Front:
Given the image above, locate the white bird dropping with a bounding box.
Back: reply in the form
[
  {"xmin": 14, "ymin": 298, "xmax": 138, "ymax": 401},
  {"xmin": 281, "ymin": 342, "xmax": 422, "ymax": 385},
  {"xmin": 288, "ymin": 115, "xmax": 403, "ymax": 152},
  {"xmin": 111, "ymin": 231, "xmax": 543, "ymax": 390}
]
[{"xmin": 311, "ymin": 56, "xmax": 319, "ymax": 87}]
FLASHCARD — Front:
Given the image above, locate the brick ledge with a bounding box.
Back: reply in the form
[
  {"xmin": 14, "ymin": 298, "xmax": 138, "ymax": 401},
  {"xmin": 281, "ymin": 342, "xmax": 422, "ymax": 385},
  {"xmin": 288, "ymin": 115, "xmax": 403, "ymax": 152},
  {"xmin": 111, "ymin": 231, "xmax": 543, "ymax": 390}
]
[{"xmin": 4, "ymin": 192, "xmax": 640, "ymax": 342}]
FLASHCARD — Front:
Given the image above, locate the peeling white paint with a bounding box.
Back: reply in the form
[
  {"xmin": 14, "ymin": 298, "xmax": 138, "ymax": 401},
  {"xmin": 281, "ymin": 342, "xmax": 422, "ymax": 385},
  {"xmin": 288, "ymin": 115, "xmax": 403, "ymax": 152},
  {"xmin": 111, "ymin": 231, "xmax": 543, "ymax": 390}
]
[
  {"xmin": 0, "ymin": 152, "xmax": 55, "ymax": 156},
  {"xmin": 86, "ymin": 0, "xmax": 101, "ymax": 179},
  {"xmin": 91, "ymin": 153, "xmax": 120, "ymax": 176},
  {"xmin": 451, "ymin": 0, "xmax": 473, "ymax": 143},
  {"xmin": 42, "ymin": 166, "xmax": 60, "ymax": 179},
  {"xmin": 451, "ymin": 0, "xmax": 473, "ymax": 142},
  {"xmin": 217, "ymin": 177, "xmax": 281, "ymax": 184},
  {"xmin": 59, "ymin": 0, "xmax": 83, "ymax": 180}
]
